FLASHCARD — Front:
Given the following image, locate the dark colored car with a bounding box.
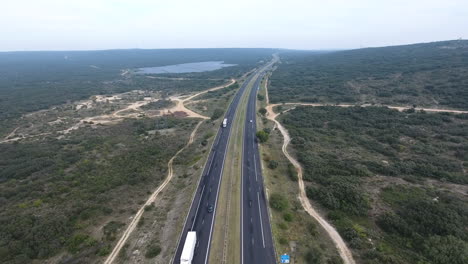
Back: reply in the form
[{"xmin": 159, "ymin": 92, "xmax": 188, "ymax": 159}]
[{"xmin": 207, "ymin": 204, "xmax": 214, "ymax": 213}]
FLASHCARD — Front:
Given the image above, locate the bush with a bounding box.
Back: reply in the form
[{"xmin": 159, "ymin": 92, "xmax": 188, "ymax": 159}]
[
  {"xmin": 144, "ymin": 203, "xmax": 154, "ymax": 211},
  {"xmin": 145, "ymin": 245, "xmax": 161, "ymax": 258},
  {"xmin": 268, "ymin": 160, "xmax": 278, "ymax": 169},
  {"xmin": 279, "ymin": 237, "xmax": 288, "ymax": 245},
  {"xmin": 66, "ymin": 234, "xmax": 96, "ymax": 254},
  {"xmin": 211, "ymin": 108, "xmax": 224, "ymax": 120},
  {"xmin": 278, "ymin": 222, "xmax": 288, "ymax": 230},
  {"xmin": 423, "ymin": 235, "xmax": 468, "ymax": 264},
  {"xmin": 283, "ymin": 212, "xmax": 293, "ymax": 222},
  {"xmin": 287, "ymin": 163, "xmax": 297, "ymax": 181},
  {"xmin": 256, "ymin": 130, "xmax": 269, "ymax": 143},
  {"xmin": 269, "ymin": 193, "xmax": 288, "ymax": 211},
  {"xmin": 306, "ymin": 178, "xmax": 370, "ymax": 216},
  {"xmin": 305, "ymin": 246, "xmax": 323, "ymax": 264},
  {"xmin": 97, "ymin": 245, "xmax": 111, "ymax": 256},
  {"xmin": 307, "ymin": 222, "xmax": 317, "ymax": 236}
]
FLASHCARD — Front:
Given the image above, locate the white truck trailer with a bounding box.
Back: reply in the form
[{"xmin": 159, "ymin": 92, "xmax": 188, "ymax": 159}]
[
  {"xmin": 180, "ymin": 231, "xmax": 197, "ymax": 264},
  {"xmin": 222, "ymin": 118, "xmax": 228, "ymax": 128}
]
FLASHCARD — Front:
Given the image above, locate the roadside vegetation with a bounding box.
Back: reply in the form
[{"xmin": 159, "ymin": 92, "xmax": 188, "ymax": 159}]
[
  {"xmin": 257, "ymin": 75, "xmax": 343, "ymax": 263},
  {"xmin": 114, "ymin": 120, "xmax": 219, "ymax": 264},
  {"xmin": 279, "ymin": 106, "xmax": 468, "ymax": 263},
  {"xmin": 0, "ymin": 49, "xmax": 270, "ymax": 263},
  {"xmin": 0, "ymin": 117, "xmax": 198, "ymax": 263},
  {"xmin": 270, "ymin": 40, "xmax": 468, "ymax": 109}
]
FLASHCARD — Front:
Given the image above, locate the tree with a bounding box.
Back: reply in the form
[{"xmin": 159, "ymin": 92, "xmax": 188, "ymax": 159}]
[
  {"xmin": 269, "ymin": 193, "xmax": 288, "ymax": 211},
  {"xmin": 211, "ymin": 108, "xmax": 224, "ymax": 120},
  {"xmin": 256, "ymin": 130, "xmax": 269, "ymax": 143},
  {"xmin": 259, "ymin": 108, "xmax": 267, "ymax": 115},
  {"xmin": 268, "ymin": 160, "xmax": 278, "ymax": 169},
  {"xmin": 305, "ymin": 246, "xmax": 323, "ymax": 264},
  {"xmin": 423, "ymin": 235, "xmax": 468, "ymax": 264},
  {"xmin": 145, "ymin": 245, "xmax": 161, "ymax": 258}
]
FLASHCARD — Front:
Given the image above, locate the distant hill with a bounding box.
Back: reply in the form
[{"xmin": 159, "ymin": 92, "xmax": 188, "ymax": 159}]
[{"xmin": 270, "ymin": 40, "xmax": 468, "ymax": 109}]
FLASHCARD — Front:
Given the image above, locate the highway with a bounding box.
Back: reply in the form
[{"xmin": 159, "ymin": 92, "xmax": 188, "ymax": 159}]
[
  {"xmin": 241, "ymin": 65, "xmax": 276, "ymax": 264},
  {"xmin": 171, "ymin": 70, "xmax": 257, "ymax": 264}
]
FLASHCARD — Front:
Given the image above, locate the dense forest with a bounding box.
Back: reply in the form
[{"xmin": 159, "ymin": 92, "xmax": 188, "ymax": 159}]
[
  {"xmin": 0, "ymin": 49, "xmax": 275, "ymax": 123},
  {"xmin": 270, "ymin": 40, "xmax": 468, "ymax": 109},
  {"xmin": 280, "ymin": 106, "xmax": 468, "ymax": 263},
  {"xmin": 0, "ymin": 117, "xmax": 198, "ymax": 263}
]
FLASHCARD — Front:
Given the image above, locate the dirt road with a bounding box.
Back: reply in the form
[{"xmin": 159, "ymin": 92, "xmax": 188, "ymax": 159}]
[
  {"xmin": 2, "ymin": 80, "xmax": 236, "ymax": 144},
  {"xmin": 163, "ymin": 79, "xmax": 236, "ymax": 120},
  {"xmin": 268, "ymin": 102, "xmax": 468, "ymax": 114},
  {"xmin": 104, "ymin": 120, "xmax": 204, "ymax": 264},
  {"xmin": 264, "ymin": 91, "xmax": 356, "ymax": 264}
]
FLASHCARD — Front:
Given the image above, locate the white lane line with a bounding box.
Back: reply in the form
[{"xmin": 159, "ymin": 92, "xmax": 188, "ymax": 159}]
[
  {"xmin": 204, "ymin": 93, "xmax": 237, "ymax": 264},
  {"xmin": 191, "ymin": 184, "xmax": 206, "ymax": 230},
  {"xmin": 241, "ymin": 121, "xmax": 245, "ymax": 264},
  {"xmin": 254, "ymin": 153, "xmax": 258, "ymax": 182},
  {"xmin": 257, "ymin": 192, "xmax": 266, "ymax": 248},
  {"xmin": 206, "ymin": 153, "xmax": 215, "ymax": 175}
]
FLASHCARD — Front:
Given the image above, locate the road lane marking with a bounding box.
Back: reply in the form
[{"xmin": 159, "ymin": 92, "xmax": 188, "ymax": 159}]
[
  {"xmin": 254, "ymin": 153, "xmax": 258, "ymax": 182},
  {"xmin": 191, "ymin": 184, "xmax": 206, "ymax": 230},
  {"xmin": 207, "ymin": 153, "xmax": 215, "ymax": 175},
  {"xmin": 204, "ymin": 79, "xmax": 240, "ymax": 264},
  {"xmin": 257, "ymin": 192, "xmax": 266, "ymax": 248}
]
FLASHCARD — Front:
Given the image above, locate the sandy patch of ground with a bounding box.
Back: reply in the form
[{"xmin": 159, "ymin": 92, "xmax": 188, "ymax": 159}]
[{"xmin": 1, "ymin": 79, "xmax": 234, "ymax": 143}]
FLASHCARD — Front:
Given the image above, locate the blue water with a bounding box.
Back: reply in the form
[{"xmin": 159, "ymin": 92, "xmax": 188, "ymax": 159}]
[{"xmin": 136, "ymin": 61, "xmax": 236, "ymax": 74}]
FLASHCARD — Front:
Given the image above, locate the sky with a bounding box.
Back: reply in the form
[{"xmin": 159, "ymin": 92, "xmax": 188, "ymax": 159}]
[{"xmin": 1, "ymin": 0, "xmax": 467, "ymax": 51}]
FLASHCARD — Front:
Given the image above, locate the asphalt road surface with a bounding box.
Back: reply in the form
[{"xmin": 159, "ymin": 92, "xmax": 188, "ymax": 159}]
[
  {"xmin": 172, "ymin": 71, "xmax": 257, "ymax": 264},
  {"xmin": 241, "ymin": 68, "xmax": 276, "ymax": 264}
]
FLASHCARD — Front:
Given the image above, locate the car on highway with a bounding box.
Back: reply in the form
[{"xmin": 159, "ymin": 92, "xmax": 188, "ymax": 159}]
[
  {"xmin": 249, "ymin": 119, "xmax": 253, "ymax": 123},
  {"xmin": 207, "ymin": 204, "xmax": 214, "ymax": 213}
]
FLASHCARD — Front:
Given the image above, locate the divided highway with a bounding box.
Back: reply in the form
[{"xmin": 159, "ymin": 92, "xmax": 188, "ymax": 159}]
[
  {"xmin": 241, "ymin": 67, "xmax": 276, "ymax": 264},
  {"xmin": 172, "ymin": 57, "xmax": 277, "ymax": 264},
  {"xmin": 172, "ymin": 71, "xmax": 257, "ymax": 264}
]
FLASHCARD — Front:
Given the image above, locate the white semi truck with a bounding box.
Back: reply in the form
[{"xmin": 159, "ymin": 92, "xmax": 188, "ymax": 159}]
[
  {"xmin": 180, "ymin": 231, "xmax": 197, "ymax": 264},
  {"xmin": 222, "ymin": 118, "xmax": 227, "ymax": 128}
]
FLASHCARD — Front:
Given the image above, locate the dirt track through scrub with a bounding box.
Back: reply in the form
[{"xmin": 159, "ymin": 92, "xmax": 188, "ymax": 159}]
[
  {"xmin": 268, "ymin": 102, "xmax": 468, "ymax": 114},
  {"xmin": 104, "ymin": 120, "xmax": 204, "ymax": 264},
  {"xmin": 264, "ymin": 92, "xmax": 356, "ymax": 264}
]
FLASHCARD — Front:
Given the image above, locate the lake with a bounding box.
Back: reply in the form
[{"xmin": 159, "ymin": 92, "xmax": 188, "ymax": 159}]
[{"xmin": 136, "ymin": 61, "xmax": 236, "ymax": 74}]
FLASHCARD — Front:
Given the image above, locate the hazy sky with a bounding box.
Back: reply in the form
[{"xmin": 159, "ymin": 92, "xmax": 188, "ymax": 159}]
[{"xmin": 1, "ymin": 0, "xmax": 467, "ymax": 51}]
